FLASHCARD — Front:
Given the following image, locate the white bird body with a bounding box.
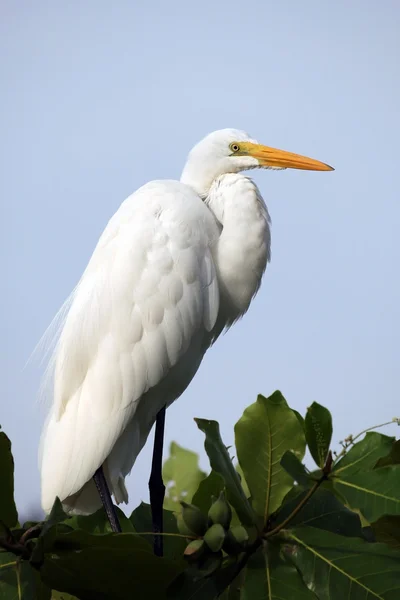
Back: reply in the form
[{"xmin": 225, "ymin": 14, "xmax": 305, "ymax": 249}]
[{"xmin": 39, "ymin": 129, "xmax": 332, "ymax": 514}]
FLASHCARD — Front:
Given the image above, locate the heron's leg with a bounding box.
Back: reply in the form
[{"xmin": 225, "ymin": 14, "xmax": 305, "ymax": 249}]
[
  {"xmin": 149, "ymin": 405, "xmax": 166, "ymax": 557},
  {"xmin": 93, "ymin": 465, "xmax": 122, "ymax": 533}
]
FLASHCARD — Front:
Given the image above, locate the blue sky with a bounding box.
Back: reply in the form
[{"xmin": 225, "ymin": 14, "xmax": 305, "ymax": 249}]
[{"xmin": 1, "ymin": 1, "xmax": 399, "ymax": 519}]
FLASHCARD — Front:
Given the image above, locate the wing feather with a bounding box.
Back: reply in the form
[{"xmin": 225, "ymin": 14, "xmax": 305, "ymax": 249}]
[{"xmin": 40, "ymin": 180, "xmax": 220, "ymax": 512}]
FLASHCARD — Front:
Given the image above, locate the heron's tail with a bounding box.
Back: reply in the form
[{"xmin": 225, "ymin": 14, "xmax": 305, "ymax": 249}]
[
  {"xmin": 40, "ymin": 404, "xmax": 146, "ymax": 515},
  {"xmin": 60, "ymin": 465, "xmax": 129, "ymax": 515}
]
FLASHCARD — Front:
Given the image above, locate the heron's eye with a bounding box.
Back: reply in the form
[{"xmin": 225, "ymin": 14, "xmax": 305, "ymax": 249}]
[{"xmin": 230, "ymin": 143, "xmax": 240, "ymax": 153}]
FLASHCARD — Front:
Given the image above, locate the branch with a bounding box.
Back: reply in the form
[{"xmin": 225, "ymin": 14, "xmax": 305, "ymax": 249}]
[
  {"xmin": 264, "ymin": 451, "xmax": 333, "ymax": 539},
  {"xmin": 206, "ymin": 454, "xmax": 334, "ymax": 594},
  {"xmin": 19, "ymin": 525, "xmax": 42, "ymax": 545},
  {"xmin": 136, "ymin": 531, "xmax": 196, "ymax": 540},
  {"xmin": 333, "ymin": 417, "xmax": 400, "ymax": 464},
  {"xmin": 217, "ymin": 538, "xmax": 262, "ymax": 589},
  {"xmin": 0, "ymin": 536, "xmax": 31, "ymax": 559}
]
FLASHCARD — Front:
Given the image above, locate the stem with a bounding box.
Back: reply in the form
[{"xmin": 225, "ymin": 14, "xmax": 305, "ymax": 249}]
[
  {"xmin": 0, "ymin": 561, "xmax": 18, "ymax": 569},
  {"xmin": 333, "ymin": 418, "xmax": 399, "ymax": 464},
  {"xmin": 350, "ymin": 419, "xmax": 399, "ymax": 445},
  {"xmin": 264, "ymin": 481, "xmax": 320, "ymax": 539},
  {"xmin": 136, "ymin": 531, "xmax": 196, "ymax": 539},
  {"xmin": 0, "ymin": 537, "xmax": 30, "ymax": 559},
  {"xmin": 0, "ymin": 529, "xmax": 193, "ymax": 561},
  {"xmin": 264, "ymin": 451, "xmax": 332, "ymax": 539},
  {"xmin": 212, "ymin": 454, "xmax": 333, "ymax": 594},
  {"xmin": 19, "ymin": 525, "xmax": 42, "ymax": 545},
  {"xmin": 225, "ymin": 539, "xmax": 262, "ymax": 582}
]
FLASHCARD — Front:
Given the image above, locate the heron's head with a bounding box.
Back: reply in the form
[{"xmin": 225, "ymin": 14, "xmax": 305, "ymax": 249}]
[{"xmin": 181, "ymin": 128, "xmax": 333, "ymax": 198}]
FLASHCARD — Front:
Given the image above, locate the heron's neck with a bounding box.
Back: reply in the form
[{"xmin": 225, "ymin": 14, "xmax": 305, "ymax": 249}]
[
  {"xmin": 180, "ymin": 169, "xmax": 212, "ymax": 198},
  {"xmin": 181, "ymin": 158, "xmax": 225, "ymax": 198},
  {"xmin": 206, "ymin": 174, "xmax": 271, "ymax": 324}
]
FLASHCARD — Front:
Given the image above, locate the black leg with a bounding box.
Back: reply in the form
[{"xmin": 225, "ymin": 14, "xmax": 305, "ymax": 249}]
[
  {"xmin": 93, "ymin": 465, "xmax": 122, "ymax": 533},
  {"xmin": 149, "ymin": 405, "xmax": 166, "ymax": 557}
]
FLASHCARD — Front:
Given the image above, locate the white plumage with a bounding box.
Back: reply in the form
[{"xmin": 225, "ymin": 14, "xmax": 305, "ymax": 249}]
[{"xmin": 39, "ymin": 129, "xmax": 332, "ymax": 514}]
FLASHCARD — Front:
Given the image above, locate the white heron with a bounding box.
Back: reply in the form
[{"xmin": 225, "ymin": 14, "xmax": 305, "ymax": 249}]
[{"xmin": 39, "ymin": 128, "xmax": 332, "ymax": 534}]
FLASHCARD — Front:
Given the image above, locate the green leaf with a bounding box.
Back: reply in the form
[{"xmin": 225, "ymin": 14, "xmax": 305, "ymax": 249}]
[
  {"xmin": 305, "ymin": 402, "xmax": 332, "ymax": 468},
  {"xmin": 51, "ymin": 592, "xmax": 79, "ymax": 600},
  {"xmin": 280, "ymin": 451, "xmax": 310, "ymax": 486},
  {"xmin": 28, "ymin": 499, "xmax": 74, "ymax": 567},
  {"xmin": 286, "ymin": 525, "xmax": 400, "ymax": 600},
  {"xmin": 191, "ymin": 471, "xmax": 225, "ymax": 514},
  {"xmin": 41, "ymin": 498, "xmax": 69, "ymax": 536},
  {"xmin": 271, "ymin": 488, "xmax": 364, "ymax": 538},
  {"xmin": 43, "ymin": 525, "xmax": 152, "ymax": 552},
  {"xmin": 240, "ymin": 543, "xmax": 317, "ymax": 599},
  {"xmin": 371, "ymin": 515, "xmax": 400, "ymax": 549},
  {"xmin": 235, "ymin": 464, "xmax": 251, "ymax": 499},
  {"xmin": 293, "ymin": 410, "xmax": 305, "ymax": 431},
  {"xmin": 375, "ymin": 440, "xmax": 400, "ymax": 468},
  {"xmin": 167, "ymin": 557, "xmax": 242, "ymax": 600},
  {"xmin": 67, "ymin": 505, "xmax": 134, "ymax": 534},
  {"xmin": 36, "ymin": 529, "xmax": 183, "ymax": 600},
  {"xmin": 234, "ymin": 392, "xmax": 306, "ymax": 524},
  {"xmin": 129, "ymin": 501, "xmax": 154, "ymax": 533},
  {"xmin": 0, "ymin": 431, "xmax": 18, "ymax": 528},
  {"xmin": 331, "ymin": 465, "xmax": 400, "ymax": 522},
  {"xmin": 163, "ymin": 442, "xmax": 206, "ymax": 511},
  {"xmin": 191, "ymin": 470, "xmax": 242, "ymax": 529},
  {"xmin": 195, "ymin": 419, "xmax": 256, "ymax": 527},
  {"xmin": 0, "ymin": 552, "xmax": 51, "ymax": 599},
  {"xmin": 329, "ymin": 433, "xmax": 400, "ymax": 521},
  {"xmin": 167, "ymin": 571, "xmax": 219, "ymax": 600},
  {"xmin": 218, "ymin": 569, "xmax": 245, "ymax": 600},
  {"xmin": 332, "ymin": 432, "xmax": 394, "ymax": 477},
  {"xmin": 130, "ymin": 502, "xmax": 186, "ymax": 562}
]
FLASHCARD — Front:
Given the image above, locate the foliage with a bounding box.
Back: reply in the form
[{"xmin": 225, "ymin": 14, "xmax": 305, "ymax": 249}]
[
  {"xmin": 163, "ymin": 442, "xmax": 207, "ymax": 511},
  {"xmin": 1, "ymin": 393, "xmax": 400, "ymax": 599},
  {"xmin": 0, "ymin": 428, "xmax": 18, "ymax": 529}
]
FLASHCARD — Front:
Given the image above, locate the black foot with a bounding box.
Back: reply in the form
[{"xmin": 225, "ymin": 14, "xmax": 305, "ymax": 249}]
[
  {"xmin": 93, "ymin": 465, "xmax": 122, "ymax": 533},
  {"xmin": 149, "ymin": 405, "xmax": 167, "ymax": 556}
]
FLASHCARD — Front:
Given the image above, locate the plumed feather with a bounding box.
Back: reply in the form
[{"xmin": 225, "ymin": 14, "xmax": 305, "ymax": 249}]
[{"xmin": 40, "ymin": 180, "xmax": 221, "ymax": 512}]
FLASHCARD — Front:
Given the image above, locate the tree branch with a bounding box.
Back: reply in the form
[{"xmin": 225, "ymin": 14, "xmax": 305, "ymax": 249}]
[
  {"xmin": 264, "ymin": 451, "xmax": 332, "ymax": 539},
  {"xmin": 0, "ymin": 536, "xmax": 31, "ymax": 559},
  {"xmin": 333, "ymin": 418, "xmax": 400, "ymax": 464}
]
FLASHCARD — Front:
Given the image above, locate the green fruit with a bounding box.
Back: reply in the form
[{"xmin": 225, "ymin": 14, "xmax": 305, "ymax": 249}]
[
  {"xmin": 207, "ymin": 491, "xmax": 232, "ymax": 529},
  {"xmin": 184, "ymin": 539, "xmax": 207, "ymax": 562},
  {"xmin": 176, "ymin": 513, "xmax": 195, "ymax": 537},
  {"xmin": 223, "ymin": 525, "xmax": 249, "ymax": 555},
  {"xmin": 245, "ymin": 525, "xmax": 259, "ymax": 545},
  {"xmin": 203, "ymin": 523, "xmax": 226, "ymax": 552},
  {"xmin": 231, "ymin": 524, "xmax": 249, "ymax": 545},
  {"xmin": 180, "ymin": 501, "xmax": 207, "ymax": 536}
]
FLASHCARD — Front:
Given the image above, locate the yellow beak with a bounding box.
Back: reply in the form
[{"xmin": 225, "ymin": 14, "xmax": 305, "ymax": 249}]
[{"xmin": 243, "ymin": 142, "xmax": 334, "ymax": 171}]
